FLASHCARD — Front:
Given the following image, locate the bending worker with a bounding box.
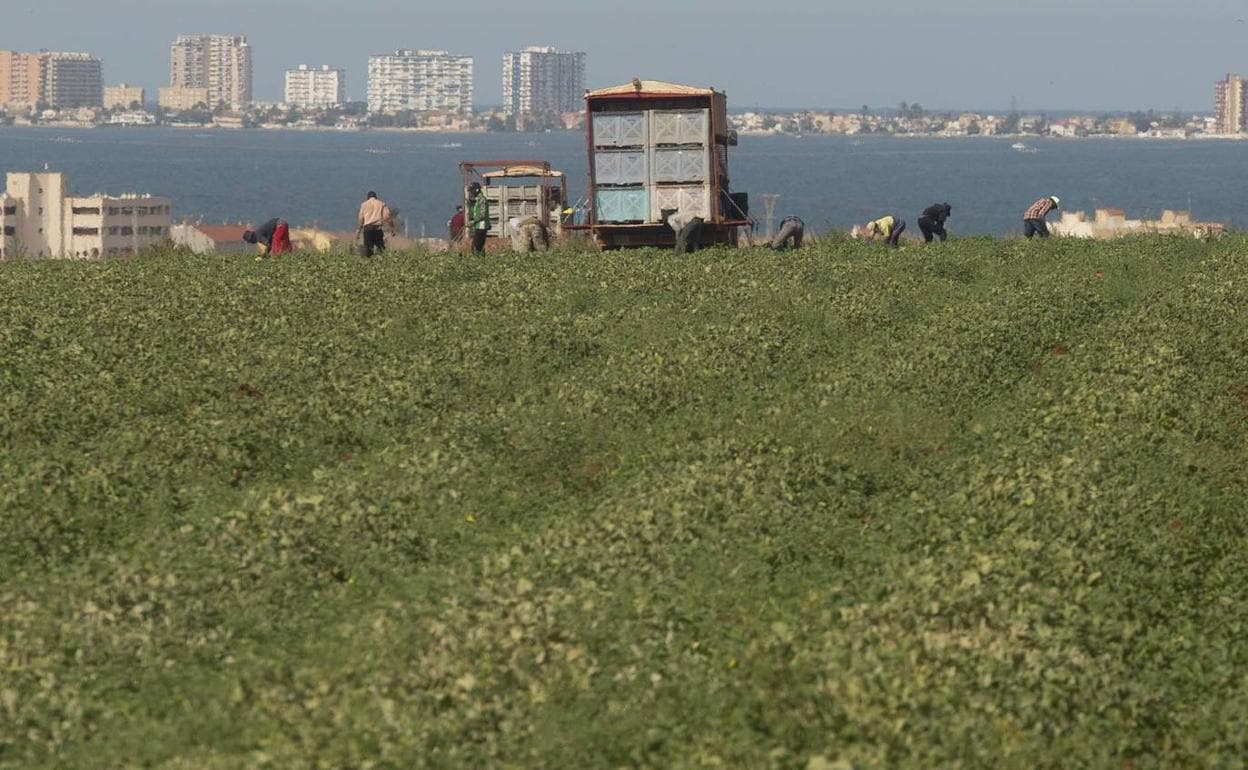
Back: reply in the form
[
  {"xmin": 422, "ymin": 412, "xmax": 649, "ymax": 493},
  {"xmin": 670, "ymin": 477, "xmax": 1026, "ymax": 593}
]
[
  {"xmin": 664, "ymin": 209, "xmax": 704, "ymax": 254},
  {"xmin": 863, "ymin": 214, "xmax": 906, "ymax": 248},
  {"xmin": 508, "ymin": 216, "xmax": 550, "ymax": 253},
  {"xmin": 1023, "ymin": 196, "xmax": 1060, "ymax": 239},
  {"xmin": 918, "ymin": 203, "xmax": 952, "ymax": 243},
  {"xmin": 242, "ymin": 217, "xmax": 292, "ymax": 258},
  {"xmin": 357, "ymin": 191, "xmax": 395, "ymax": 257},
  {"xmin": 769, "ymin": 215, "xmax": 805, "ymax": 251}
]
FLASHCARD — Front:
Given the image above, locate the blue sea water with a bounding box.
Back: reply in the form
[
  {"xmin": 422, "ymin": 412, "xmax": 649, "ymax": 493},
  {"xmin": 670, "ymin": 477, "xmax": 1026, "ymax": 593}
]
[{"xmin": 0, "ymin": 126, "xmax": 1244, "ymax": 237}]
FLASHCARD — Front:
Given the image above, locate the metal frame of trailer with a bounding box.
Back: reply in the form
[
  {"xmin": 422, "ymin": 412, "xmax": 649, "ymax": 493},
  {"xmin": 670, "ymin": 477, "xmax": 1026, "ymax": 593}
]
[{"xmin": 566, "ymin": 80, "xmax": 751, "ymax": 250}]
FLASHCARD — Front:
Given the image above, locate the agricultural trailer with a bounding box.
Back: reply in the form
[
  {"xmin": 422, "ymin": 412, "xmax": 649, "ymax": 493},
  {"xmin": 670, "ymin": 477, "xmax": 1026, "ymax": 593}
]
[
  {"xmin": 568, "ymin": 79, "xmax": 750, "ymax": 250},
  {"xmin": 459, "ymin": 160, "xmax": 568, "ymax": 246}
]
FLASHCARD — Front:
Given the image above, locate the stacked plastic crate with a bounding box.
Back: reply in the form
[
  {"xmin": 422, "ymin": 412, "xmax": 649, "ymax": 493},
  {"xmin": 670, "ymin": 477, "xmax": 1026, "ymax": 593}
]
[
  {"xmin": 483, "ymin": 183, "xmax": 545, "ymax": 238},
  {"xmin": 592, "ymin": 112, "xmax": 650, "ymax": 223},
  {"xmin": 648, "ymin": 109, "xmax": 711, "ymax": 223}
]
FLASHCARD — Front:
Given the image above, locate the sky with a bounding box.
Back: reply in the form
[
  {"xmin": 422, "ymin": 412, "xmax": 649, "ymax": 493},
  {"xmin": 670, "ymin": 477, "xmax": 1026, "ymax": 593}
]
[{"xmin": 2, "ymin": 0, "xmax": 1246, "ymax": 112}]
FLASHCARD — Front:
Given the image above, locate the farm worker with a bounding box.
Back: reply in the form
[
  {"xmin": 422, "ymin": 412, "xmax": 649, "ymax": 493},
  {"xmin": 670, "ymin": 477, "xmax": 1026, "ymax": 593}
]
[
  {"xmin": 664, "ymin": 209, "xmax": 704, "ymax": 254},
  {"xmin": 918, "ymin": 203, "xmax": 952, "ymax": 243},
  {"xmin": 242, "ymin": 218, "xmax": 292, "ymax": 257},
  {"xmin": 467, "ymin": 182, "xmax": 490, "ymax": 253},
  {"xmin": 447, "ymin": 205, "xmax": 465, "ymax": 243},
  {"xmin": 863, "ymin": 214, "xmax": 907, "ymax": 248},
  {"xmin": 508, "ymin": 216, "xmax": 550, "ymax": 253},
  {"xmin": 769, "ymin": 215, "xmax": 805, "ymax": 251},
  {"xmin": 356, "ymin": 191, "xmax": 395, "ymax": 257},
  {"xmin": 1023, "ymin": 196, "xmax": 1060, "ymax": 239}
]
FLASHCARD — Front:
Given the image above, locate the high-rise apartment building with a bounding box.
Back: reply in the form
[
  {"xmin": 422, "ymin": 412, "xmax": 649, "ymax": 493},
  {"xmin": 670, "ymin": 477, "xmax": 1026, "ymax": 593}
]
[
  {"xmin": 0, "ymin": 50, "xmax": 103, "ymax": 110},
  {"xmin": 1215, "ymin": 74, "xmax": 1248, "ymax": 134},
  {"xmin": 0, "ymin": 51, "xmax": 42, "ymax": 109},
  {"xmin": 367, "ymin": 49, "xmax": 473, "ymax": 114},
  {"xmin": 170, "ymin": 35, "xmax": 252, "ymax": 109},
  {"xmin": 285, "ymin": 65, "xmax": 345, "ymax": 109},
  {"xmin": 43, "ymin": 53, "xmax": 103, "ymax": 109},
  {"xmin": 502, "ymin": 46, "xmax": 585, "ymax": 116}
]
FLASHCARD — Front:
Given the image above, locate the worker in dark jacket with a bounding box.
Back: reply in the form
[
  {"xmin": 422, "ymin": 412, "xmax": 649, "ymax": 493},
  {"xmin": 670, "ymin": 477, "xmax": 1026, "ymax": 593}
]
[
  {"xmin": 242, "ymin": 218, "xmax": 292, "ymax": 257},
  {"xmin": 918, "ymin": 203, "xmax": 952, "ymax": 243}
]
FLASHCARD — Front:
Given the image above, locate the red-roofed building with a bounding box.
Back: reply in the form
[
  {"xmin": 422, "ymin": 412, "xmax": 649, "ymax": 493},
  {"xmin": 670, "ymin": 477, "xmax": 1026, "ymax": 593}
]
[{"xmin": 171, "ymin": 222, "xmax": 251, "ymax": 254}]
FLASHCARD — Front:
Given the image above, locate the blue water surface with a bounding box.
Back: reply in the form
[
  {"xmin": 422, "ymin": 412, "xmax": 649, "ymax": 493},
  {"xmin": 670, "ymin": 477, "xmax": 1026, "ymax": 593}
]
[{"xmin": 0, "ymin": 126, "xmax": 1243, "ymax": 236}]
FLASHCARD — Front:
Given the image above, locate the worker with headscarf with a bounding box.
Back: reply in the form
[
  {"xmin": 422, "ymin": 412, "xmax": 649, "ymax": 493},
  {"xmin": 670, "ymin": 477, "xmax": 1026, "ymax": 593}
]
[
  {"xmin": 508, "ymin": 216, "xmax": 550, "ymax": 253},
  {"xmin": 862, "ymin": 214, "xmax": 906, "ymax": 248}
]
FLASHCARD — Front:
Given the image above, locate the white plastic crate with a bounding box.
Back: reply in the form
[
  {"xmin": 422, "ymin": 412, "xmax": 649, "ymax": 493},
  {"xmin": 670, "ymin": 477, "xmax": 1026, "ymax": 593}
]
[
  {"xmin": 595, "ymin": 187, "xmax": 649, "ymax": 223},
  {"xmin": 594, "ymin": 150, "xmax": 649, "ymax": 186},
  {"xmin": 650, "ymin": 109, "xmax": 709, "ymax": 146},
  {"xmin": 650, "ymin": 148, "xmax": 708, "ymax": 183},
  {"xmin": 650, "ymin": 184, "xmax": 711, "ymax": 222},
  {"xmin": 592, "ymin": 112, "xmax": 647, "ymax": 147}
]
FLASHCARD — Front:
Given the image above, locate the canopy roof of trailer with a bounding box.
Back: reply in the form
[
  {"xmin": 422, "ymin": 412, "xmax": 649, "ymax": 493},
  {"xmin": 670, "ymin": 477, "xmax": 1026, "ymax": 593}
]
[
  {"xmin": 586, "ymin": 80, "xmax": 719, "ymax": 98},
  {"xmin": 482, "ymin": 165, "xmax": 564, "ymax": 179}
]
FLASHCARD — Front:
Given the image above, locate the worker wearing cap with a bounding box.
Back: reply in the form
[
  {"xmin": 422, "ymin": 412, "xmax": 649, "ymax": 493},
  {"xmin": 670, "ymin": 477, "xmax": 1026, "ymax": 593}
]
[
  {"xmin": 467, "ymin": 182, "xmax": 490, "ymax": 254},
  {"xmin": 863, "ymin": 214, "xmax": 906, "ymax": 248},
  {"xmin": 1023, "ymin": 196, "xmax": 1061, "ymax": 239},
  {"xmin": 357, "ymin": 191, "xmax": 395, "ymax": 257}
]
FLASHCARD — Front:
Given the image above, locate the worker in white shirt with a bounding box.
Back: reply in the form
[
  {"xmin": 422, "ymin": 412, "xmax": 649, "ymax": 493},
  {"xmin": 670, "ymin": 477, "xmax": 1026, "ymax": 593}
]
[{"xmin": 357, "ymin": 191, "xmax": 395, "ymax": 257}]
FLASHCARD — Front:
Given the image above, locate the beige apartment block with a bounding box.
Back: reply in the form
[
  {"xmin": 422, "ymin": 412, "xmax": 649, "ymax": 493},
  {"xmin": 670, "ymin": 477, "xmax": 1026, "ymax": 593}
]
[
  {"xmin": 170, "ymin": 34, "xmax": 252, "ymax": 109},
  {"xmin": 1215, "ymin": 73, "xmax": 1247, "ymax": 134},
  {"xmin": 0, "ymin": 50, "xmax": 102, "ymax": 110},
  {"xmin": 0, "ymin": 50, "xmax": 43, "ymax": 110},
  {"xmin": 0, "ymin": 172, "xmax": 171, "ymax": 260},
  {"xmin": 159, "ymin": 86, "xmax": 210, "ymax": 111},
  {"xmin": 104, "ymin": 83, "xmax": 146, "ymax": 110}
]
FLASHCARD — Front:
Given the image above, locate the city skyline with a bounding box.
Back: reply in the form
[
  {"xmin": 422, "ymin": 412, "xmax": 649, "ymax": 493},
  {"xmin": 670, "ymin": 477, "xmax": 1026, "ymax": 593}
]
[{"xmin": 1, "ymin": 0, "xmax": 1246, "ymax": 111}]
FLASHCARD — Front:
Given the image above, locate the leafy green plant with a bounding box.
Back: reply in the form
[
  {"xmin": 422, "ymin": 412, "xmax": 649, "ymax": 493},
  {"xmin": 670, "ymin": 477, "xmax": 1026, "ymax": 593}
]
[{"xmin": 1, "ymin": 238, "xmax": 1245, "ymax": 768}]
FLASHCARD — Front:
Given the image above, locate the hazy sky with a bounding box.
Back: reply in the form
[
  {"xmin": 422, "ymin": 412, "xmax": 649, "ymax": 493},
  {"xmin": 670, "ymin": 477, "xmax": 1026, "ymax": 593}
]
[{"xmin": 2, "ymin": 0, "xmax": 1246, "ymax": 111}]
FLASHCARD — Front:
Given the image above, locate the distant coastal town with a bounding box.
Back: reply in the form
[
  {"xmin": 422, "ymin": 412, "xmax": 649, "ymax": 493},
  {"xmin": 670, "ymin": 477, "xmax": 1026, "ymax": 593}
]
[{"xmin": 1, "ymin": 40, "xmax": 1246, "ymax": 139}]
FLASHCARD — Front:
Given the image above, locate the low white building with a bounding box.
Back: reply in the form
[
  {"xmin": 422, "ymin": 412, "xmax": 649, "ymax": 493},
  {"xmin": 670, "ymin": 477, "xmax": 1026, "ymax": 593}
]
[{"xmin": 0, "ymin": 172, "xmax": 172, "ymax": 259}]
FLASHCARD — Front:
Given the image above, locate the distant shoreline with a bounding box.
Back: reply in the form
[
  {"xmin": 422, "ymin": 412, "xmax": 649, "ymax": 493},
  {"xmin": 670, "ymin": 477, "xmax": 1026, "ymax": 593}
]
[{"xmin": 5, "ymin": 122, "xmax": 1248, "ymax": 141}]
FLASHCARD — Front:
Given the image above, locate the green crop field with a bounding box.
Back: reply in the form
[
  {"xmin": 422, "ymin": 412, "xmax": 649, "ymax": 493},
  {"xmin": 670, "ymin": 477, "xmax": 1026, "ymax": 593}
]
[{"xmin": 2, "ymin": 237, "xmax": 1246, "ymax": 769}]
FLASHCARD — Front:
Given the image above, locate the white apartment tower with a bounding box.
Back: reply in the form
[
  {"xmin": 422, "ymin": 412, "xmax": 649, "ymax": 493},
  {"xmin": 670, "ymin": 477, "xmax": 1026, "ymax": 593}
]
[
  {"xmin": 170, "ymin": 35, "xmax": 252, "ymax": 109},
  {"xmin": 367, "ymin": 49, "xmax": 473, "ymax": 114},
  {"xmin": 502, "ymin": 47, "xmax": 585, "ymax": 116},
  {"xmin": 284, "ymin": 65, "xmax": 345, "ymax": 109}
]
